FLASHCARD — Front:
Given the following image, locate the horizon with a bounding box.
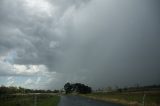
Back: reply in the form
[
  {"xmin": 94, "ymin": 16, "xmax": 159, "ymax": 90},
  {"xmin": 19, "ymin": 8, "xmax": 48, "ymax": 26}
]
[{"xmin": 1, "ymin": 83, "xmax": 160, "ymax": 91}]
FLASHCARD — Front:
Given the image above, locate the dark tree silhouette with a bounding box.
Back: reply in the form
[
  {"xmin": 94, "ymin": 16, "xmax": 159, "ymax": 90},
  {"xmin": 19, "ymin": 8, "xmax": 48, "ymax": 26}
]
[
  {"xmin": 64, "ymin": 82, "xmax": 92, "ymax": 94},
  {"xmin": 64, "ymin": 82, "xmax": 72, "ymax": 94},
  {"xmin": 0, "ymin": 86, "xmax": 59, "ymax": 94}
]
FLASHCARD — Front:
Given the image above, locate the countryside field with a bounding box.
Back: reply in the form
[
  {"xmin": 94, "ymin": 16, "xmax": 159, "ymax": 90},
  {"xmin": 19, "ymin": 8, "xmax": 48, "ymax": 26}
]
[
  {"xmin": 0, "ymin": 94, "xmax": 60, "ymax": 106},
  {"xmin": 1, "ymin": 85, "xmax": 160, "ymax": 106},
  {"xmin": 82, "ymin": 91, "xmax": 160, "ymax": 106}
]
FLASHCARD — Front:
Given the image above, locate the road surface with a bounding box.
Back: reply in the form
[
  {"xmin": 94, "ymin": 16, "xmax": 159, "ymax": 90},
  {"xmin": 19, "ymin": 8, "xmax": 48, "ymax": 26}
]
[{"xmin": 58, "ymin": 95, "xmax": 123, "ymax": 106}]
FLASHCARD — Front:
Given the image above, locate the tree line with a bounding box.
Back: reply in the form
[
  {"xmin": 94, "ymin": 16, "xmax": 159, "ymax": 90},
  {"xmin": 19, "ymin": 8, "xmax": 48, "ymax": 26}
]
[
  {"xmin": 0, "ymin": 86, "xmax": 59, "ymax": 94},
  {"xmin": 95, "ymin": 84, "xmax": 160, "ymax": 93},
  {"xmin": 64, "ymin": 82, "xmax": 92, "ymax": 94}
]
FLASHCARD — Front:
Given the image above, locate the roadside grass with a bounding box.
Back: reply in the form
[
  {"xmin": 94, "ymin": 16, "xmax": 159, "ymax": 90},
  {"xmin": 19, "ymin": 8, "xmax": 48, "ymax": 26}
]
[
  {"xmin": 37, "ymin": 94, "xmax": 60, "ymax": 106},
  {"xmin": 0, "ymin": 94, "xmax": 60, "ymax": 106},
  {"xmin": 82, "ymin": 91, "xmax": 160, "ymax": 106}
]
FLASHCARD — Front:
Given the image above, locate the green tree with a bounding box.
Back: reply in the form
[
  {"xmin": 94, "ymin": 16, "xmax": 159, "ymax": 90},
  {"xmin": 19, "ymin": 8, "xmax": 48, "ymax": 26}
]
[
  {"xmin": 64, "ymin": 82, "xmax": 72, "ymax": 94},
  {"xmin": 64, "ymin": 82, "xmax": 92, "ymax": 94}
]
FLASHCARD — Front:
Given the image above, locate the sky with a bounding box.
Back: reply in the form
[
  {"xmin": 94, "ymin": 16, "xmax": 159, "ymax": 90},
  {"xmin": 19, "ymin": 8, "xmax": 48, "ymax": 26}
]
[{"xmin": 0, "ymin": 0, "xmax": 160, "ymax": 90}]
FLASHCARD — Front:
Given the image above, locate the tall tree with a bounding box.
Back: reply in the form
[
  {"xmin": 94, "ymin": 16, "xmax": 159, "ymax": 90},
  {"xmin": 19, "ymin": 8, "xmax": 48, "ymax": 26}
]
[{"xmin": 64, "ymin": 82, "xmax": 72, "ymax": 94}]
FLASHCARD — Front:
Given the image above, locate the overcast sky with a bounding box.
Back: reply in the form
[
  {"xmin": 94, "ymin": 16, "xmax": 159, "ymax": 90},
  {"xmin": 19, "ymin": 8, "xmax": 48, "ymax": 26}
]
[{"xmin": 0, "ymin": 0, "xmax": 160, "ymax": 90}]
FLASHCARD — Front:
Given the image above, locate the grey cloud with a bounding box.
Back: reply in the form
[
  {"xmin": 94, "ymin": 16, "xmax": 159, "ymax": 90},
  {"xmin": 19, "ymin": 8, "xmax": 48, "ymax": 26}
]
[
  {"xmin": 0, "ymin": 0, "xmax": 160, "ymax": 89},
  {"xmin": 54, "ymin": 0, "xmax": 160, "ymax": 88},
  {"xmin": 0, "ymin": 0, "xmax": 91, "ymax": 77}
]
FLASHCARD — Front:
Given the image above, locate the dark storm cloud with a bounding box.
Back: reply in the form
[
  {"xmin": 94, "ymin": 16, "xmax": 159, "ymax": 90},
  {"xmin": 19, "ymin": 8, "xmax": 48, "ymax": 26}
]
[
  {"xmin": 55, "ymin": 0, "xmax": 160, "ymax": 88},
  {"xmin": 0, "ymin": 0, "xmax": 160, "ymax": 89}
]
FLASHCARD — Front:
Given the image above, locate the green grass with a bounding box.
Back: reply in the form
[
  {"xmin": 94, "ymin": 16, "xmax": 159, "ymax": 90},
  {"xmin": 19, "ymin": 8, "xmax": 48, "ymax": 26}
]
[
  {"xmin": 83, "ymin": 91, "xmax": 160, "ymax": 106},
  {"xmin": 0, "ymin": 94, "xmax": 60, "ymax": 106},
  {"xmin": 37, "ymin": 94, "xmax": 60, "ymax": 106}
]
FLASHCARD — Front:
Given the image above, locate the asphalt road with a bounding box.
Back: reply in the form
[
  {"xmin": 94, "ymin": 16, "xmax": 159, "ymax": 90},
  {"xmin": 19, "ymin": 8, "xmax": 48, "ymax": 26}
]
[{"xmin": 58, "ymin": 95, "xmax": 123, "ymax": 106}]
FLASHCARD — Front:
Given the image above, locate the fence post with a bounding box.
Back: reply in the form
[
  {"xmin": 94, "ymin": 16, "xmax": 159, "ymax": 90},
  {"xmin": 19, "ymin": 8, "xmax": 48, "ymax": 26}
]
[
  {"xmin": 34, "ymin": 94, "xmax": 37, "ymax": 106},
  {"xmin": 142, "ymin": 94, "xmax": 146, "ymax": 106}
]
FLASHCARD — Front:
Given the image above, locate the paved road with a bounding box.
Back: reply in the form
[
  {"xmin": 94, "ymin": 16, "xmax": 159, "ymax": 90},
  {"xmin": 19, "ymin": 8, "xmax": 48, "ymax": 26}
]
[{"xmin": 58, "ymin": 95, "xmax": 123, "ymax": 106}]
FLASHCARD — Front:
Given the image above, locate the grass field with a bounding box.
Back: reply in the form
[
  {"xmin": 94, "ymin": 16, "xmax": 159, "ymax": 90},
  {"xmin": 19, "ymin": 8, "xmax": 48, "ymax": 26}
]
[
  {"xmin": 82, "ymin": 91, "xmax": 160, "ymax": 106},
  {"xmin": 0, "ymin": 94, "xmax": 60, "ymax": 106}
]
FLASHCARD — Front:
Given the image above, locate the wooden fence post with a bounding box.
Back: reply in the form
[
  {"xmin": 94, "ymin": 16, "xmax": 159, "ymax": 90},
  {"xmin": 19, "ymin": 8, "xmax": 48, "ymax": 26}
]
[
  {"xmin": 142, "ymin": 94, "xmax": 146, "ymax": 106},
  {"xmin": 34, "ymin": 94, "xmax": 37, "ymax": 106}
]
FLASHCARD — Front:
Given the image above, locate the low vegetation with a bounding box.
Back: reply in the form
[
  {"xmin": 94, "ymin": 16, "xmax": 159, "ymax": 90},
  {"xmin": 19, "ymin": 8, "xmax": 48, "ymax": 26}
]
[
  {"xmin": 84, "ymin": 91, "xmax": 160, "ymax": 106},
  {"xmin": 82, "ymin": 85, "xmax": 160, "ymax": 106},
  {"xmin": 0, "ymin": 86, "xmax": 60, "ymax": 94},
  {"xmin": 37, "ymin": 94, "xmax": 60, "ymax": 106},
  {"xmin": 0, "ymin": 94, "xmax": 60, "ymax": 106}
]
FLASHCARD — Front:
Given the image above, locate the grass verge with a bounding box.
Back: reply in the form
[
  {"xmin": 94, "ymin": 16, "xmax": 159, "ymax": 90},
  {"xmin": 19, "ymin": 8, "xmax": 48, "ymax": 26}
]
[
  {"xmin": 37, "ymin": 94, "xmax": 60, "ymax": 106},
  {"xmin": 81, "ymin": 91, "xmax": 160, "ymax": 106},
  {"xmin": 0, "ymin": 94, "xmax": 60, "ymax": 106}
]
